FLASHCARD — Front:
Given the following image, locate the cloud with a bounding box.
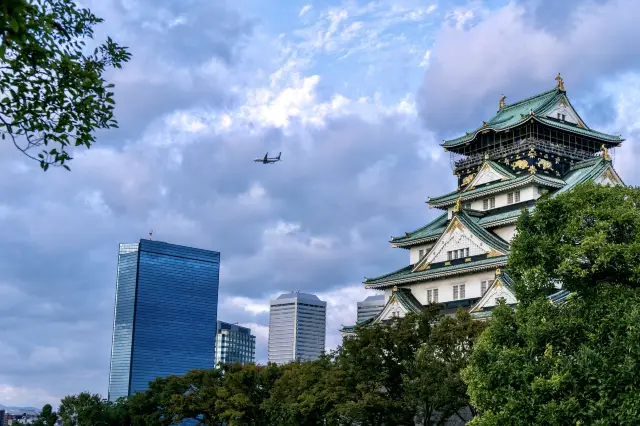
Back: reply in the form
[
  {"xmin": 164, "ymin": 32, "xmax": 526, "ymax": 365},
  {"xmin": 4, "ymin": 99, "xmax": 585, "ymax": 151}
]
[{"xmin": 418, "ymin": 0, "xmax": 640, "ymax": 134}]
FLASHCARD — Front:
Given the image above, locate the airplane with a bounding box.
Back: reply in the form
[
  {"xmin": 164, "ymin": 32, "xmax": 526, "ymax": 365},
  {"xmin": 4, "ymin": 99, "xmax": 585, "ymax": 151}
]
[{"xmin": 254, "ymin": 152, "xmax": 282, "ymax": 164}]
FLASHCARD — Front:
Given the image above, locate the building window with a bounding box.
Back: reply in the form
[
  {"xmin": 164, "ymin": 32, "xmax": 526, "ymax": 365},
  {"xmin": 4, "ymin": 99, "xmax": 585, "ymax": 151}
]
[
  {"xmin": 453, "ymin": 250, "xmax": 459, "ymax": 260},
  {"xmin": 507, "ymin": 192, "xmax": 513, "ymax": 204},
  {"xmin": 515, "ymin": 190, "xmax": 520, "ymax": 202},
  {"xmin": 418, "ymin": 249, "xmax": 424, "ymax": 260},
  {"xmin": 465, "ymin": 248, "xmax": 469, "ymax": 257},
  {"xmin": 483, "ymin": 199, "xmax": 488, "ymax": 210},
  {"xmin": 453, "ymin": 284, "xmax": 465, "ymax": 300},
  {"xmin": 447, "ymin": 251, "xmax": 452, "ymax": 261},
  {"xmin": 481, "ymin": 280, "xmax": 488, "ymax": 295},
  {"xmin": 464, "ymin": 202, "xmax": 472, "ymax": 209},
  {"xmin": 490, "ymin": 197, "xmax": 495, "ymax": 208},
  {"xmin": 427, "ymin": 288, "xmax": 438, "ymax": 303}
]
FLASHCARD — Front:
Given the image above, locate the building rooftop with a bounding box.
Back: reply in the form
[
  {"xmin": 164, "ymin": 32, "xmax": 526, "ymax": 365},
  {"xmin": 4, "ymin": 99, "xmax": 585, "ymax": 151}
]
[
  {"xmin": 360, "ymin": 295, "xmax": 385, "ymax": 303},
  {"xmin": 272, "ymin": 292, "xmax": 326, "ymax": 305}
]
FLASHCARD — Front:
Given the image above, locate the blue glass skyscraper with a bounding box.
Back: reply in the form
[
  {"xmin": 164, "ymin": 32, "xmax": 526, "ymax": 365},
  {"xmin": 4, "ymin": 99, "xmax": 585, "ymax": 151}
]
[{"xmin": 108, "ymin": 239, "xmax": 220, "ymax": 401}]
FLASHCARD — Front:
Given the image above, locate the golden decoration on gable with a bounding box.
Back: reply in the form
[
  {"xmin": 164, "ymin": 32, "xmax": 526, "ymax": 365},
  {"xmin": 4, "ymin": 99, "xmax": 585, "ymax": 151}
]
[
  {"xmin": 465, "ymin": 258, "xmax": 471, "ymax": 262},
  {"xmin": 392, "ymin": 285, "xmax": 398, "ymax": 293},
  {"xmin": 499, "ymin": 94, "xmax": 506, "ymax": 110},
  {"xmin": 512, "ymin": 159, "xmax": 529, "ymax": 170},
  {"xmin": 482, "ymin": 121, "xmax": 488, "ymax": 127},
  {"xmin": 495, "ymin": 268, "xmax": 501, "ymax": 276},
  {"xmin": 462, "ymin": 173, "xmax": 476, "ymax": 186},
  {"xmin": 487, "ymin": 249, "xmax": 502, "ymax": 258},
  {"xmin": 405, "ymin": 232, "xmax": 410, "ymax": 237},
  {"xmin": 528, "ymin": 165, "xmax": 536, "ymax": 175},
  {"xmin": 444, "ymin": 261, "xmax": 451, "ymax": 266},
  {"xmin": 537, "ymin": 158, "xmax": 553, "ymax": 170},
  {"xmin": 495, "ymin": 280, "xmax": 503, "ymax": 288},
  {"xmin": 601, "ymin": 168, "xmax": 618, "ymax": 184},
  {"xmin": 454, "ymin": 197, "xmax": 463, "ymax": 212},
  {"xmin": 555, "ymin": 72, "xmax": 565, "ymax": 91},
  {"xmin": 528, "ymin": 148, "xmax": 536, "ymax": 158},
  {"xmin": 504, "ymin": 158, "xmax": 510, "ymax": 165},
  {"xmin": 559, "ymin": 97, "xmax": 568, "ymax": 107},
  {"xmin": 601, "ymin": 144, "xmax": 611, "ymax": 161}
]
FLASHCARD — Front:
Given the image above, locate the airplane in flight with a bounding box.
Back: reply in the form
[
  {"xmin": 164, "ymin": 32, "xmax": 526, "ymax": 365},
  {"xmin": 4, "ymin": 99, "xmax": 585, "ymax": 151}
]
[{"xmin": 254, "ymin": 152, "xmax": 282, "ymax": 164}]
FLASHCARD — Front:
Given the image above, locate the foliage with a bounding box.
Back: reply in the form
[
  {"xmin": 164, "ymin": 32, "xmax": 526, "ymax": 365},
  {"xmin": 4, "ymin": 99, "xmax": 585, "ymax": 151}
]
[
  {"xmin": 32, "ymin": 404, "xmax": 58, "ymax": 426},
  {"xmin": 57, "ymin": 392, "xmax": 129, "ymax": 426},
  {"xmin": 508, "ymin": 183, "xmax": 640, "ymax": 303},
  {"xmin": 463, "ymin": 285, "xmax": 640, "ymax": 425},
  {"xmin": 405, "ymin": 309, "xmax": 487, "ymax": 425},
  {"xmin": 0, "ymin": 0, "xmax": 131, "ymax": 170}
]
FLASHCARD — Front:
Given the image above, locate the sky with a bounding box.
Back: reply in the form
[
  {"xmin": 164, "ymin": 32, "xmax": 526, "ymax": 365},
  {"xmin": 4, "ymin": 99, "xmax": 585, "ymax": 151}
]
[{"xmin": 1, "ymin": 0, "xmax": 639, "ymax": 408}]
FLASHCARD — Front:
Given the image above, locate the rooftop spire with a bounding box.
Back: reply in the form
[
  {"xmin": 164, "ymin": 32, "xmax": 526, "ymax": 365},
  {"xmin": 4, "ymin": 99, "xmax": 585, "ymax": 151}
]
[
  {"xmin": 499, "ymin": 94, "xmax": 506, "ymax": 110},
  {"xmin": 555, "ymin": 73, "xmax": 565, "ymax": 91}
]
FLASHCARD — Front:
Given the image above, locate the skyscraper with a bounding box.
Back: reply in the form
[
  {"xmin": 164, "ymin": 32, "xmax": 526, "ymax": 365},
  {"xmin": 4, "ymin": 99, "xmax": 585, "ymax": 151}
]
[
  {"xmin": 108, "ymin": 239, "xmax": 220, "ymax": 401},
  {"xmin": 268, "ymin": 292, "xmax": 326, "ymax": 365},
  {"xmin": 357, "ymin": 294, "xmax": 385, "ymax": 323},
  {"xmin": 214, "ymin": 321, "xmax": 256, "ymax": 366}
]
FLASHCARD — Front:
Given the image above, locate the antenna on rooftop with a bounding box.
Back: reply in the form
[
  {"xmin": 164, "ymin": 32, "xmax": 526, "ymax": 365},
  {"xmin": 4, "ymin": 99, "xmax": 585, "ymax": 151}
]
[{"xmin": 148, "ymin": 229, "xmax": 153, "ymax": 240}]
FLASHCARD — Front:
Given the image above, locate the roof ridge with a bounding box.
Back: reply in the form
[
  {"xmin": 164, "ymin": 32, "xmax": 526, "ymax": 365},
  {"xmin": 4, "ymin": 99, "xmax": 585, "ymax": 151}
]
[
  {"xmin": 502, "ymin": 88, "xmax": 559, "ymax": 111},
  {"xmin": 391, "ymin": 213, "xmax": 448, "ymax": 242},
  {"xmin": 457, "ymin": 211, "xmax": 511, "ymax": 253}
]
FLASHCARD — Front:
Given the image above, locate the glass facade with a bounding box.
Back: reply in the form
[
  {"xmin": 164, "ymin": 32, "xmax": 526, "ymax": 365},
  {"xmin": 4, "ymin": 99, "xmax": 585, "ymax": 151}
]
[
  {"xmin": 214, "ymin": 321, "xmax": 256, "ymax": 366},
  {"xmin": 108, "ymin": 239, "xmax": 220, "ymax": 402}
]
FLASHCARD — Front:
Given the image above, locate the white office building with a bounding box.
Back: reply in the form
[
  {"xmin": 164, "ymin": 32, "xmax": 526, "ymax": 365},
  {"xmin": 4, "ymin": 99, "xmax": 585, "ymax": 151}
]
[{"xmin": 268, "ymin": 292, "xmax": 327, "ymax": 365}]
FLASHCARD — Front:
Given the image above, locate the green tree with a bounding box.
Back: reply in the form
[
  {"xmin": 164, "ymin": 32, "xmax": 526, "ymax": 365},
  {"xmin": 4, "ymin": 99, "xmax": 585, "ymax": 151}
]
[
  {"xmin": 463, "ymin": 184, "xmax": 640, "ymax": 425},
  {"xmin": 58, "ymin": 392, "xmax": 128, "ymax": 426},
  {"xmin": 215, "ymin": 363, "xmax": 281, "ymax": 426},
  {"xmin": 264, "ymin": 356, "xmax": 346, "ymax": 426},
  {"xmin": 33, "ymin": 403, "xmax": 59, "ymax": 426},
  {"xmin": 0, "ymin": 0, "xmax": 131, "ymax": 170},
  {"xmin": 334, "ymin": 305, "xmax": 440, "ymax": 425},
  {"xmin": 508, "ymin": 183, "xmax": 640, "ymax": 303},
  {"xmin": 405, "ymin": 309, "xmax": 486, "ymax": 425}
]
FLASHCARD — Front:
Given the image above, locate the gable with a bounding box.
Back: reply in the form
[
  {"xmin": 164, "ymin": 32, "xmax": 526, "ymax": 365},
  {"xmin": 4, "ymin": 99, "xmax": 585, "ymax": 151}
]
[
  {"xmin": 544, "ymin": 97, "xmax": 586, "ymax": 127},
  {"xmin": 596, "ymin": 165, "xmax": 624, "ymax": 186},
  {"xmin": 465, "ymin": 162, "xmax": 511, "ymax": 189},
  {"xmin": 413, "ymin": 216, "xmax": 507, "ymax": 272},
  {"xmin": 470, "ymin": 273, "xmax": 517, "ymax": 312}
]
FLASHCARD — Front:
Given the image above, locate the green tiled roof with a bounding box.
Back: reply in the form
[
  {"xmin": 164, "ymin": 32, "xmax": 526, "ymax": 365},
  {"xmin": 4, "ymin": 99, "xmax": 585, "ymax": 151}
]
[
  {"xmin": 457, "ymin": 211, "xmax": 511, "ymax": 254},
  {"xmin": 554, "ymin": 157, "xmax": 619, "ymax": 195},
  {"xmin": 339, "ymin": 288, "xmax": 423, "ymax": 333},
  {"xmin": 390, "ymin": 213, "xmax": 448, "ymax": 245},
  {"xmin": 482, "ymin": 160, "xmax": 516, "ymax": 179},
  {"xmin": 442, "ymin": 88, "xmax": 623, "ymax": 147},
  {"xmin": 476, "ymin": 205, "xmax": 533, "ymax": 227},
  {"xmin": 364, "ymin": 255, "xmax": 508, "ymax": 289},
  {"xmin": 428, "ymin": 174, "xmax": 565, "ymax": 208}
]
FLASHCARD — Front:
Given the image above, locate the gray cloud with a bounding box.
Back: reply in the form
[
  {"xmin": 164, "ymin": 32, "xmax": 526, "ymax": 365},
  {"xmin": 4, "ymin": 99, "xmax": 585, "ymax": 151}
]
[{"xmin": 418, "ymin": 0, "xmax": 640, "ymax": 135}]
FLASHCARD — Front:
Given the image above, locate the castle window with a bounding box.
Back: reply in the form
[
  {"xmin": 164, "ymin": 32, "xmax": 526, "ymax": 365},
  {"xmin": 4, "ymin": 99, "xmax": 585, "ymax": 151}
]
[
  {"xmin": 427, "ymin": 288, "xmax": 438, "ymax": 303},
  {"xmin": 453, "ymin": 284, "xmax": 465, "ymax": 300},
  {"xmin": 515, "ymin": 190, "xmax": 520, "ymax": 202},
  {"xmin": 483, "ymin": 199, "xmax": 488, "ymax": 210},
  {"xmin": 490, "ymin": 197, "xmax": 495, "ymax": 208},
  {"xmin": 447, "ymin": 251, "xmax": 452, "ymax": 261},
  {"xmin": 481, "ymin": 280, "xmax": 488, "ymax": 295},
  {"xmin": 418, "ymin": 249, "xmax": 424, "ymax": 259},
  {"xmin": 464, "ymin": 202, "xmax": 472, "ymax": 209},
  {"xmin": 465, "ymin": 248, "xmax": 469, "ymax": 257},
  {"xmin": 508, "ymin": 192, "xmax": 514, "ymax": 204}
]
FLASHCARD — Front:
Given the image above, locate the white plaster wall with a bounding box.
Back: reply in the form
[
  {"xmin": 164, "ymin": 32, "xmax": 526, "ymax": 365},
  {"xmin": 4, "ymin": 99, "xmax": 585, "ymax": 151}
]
[
  {"xmin": 407, "ymin": 270, "xmax": 499, "ymax": 305},
  {"xmin": 493, "ymin": 224, "xmax": 517, "ymax": 242},
  {"xmin": 445, "ymin": 183, "xmax": 541, "ymax": 215},
  {"xmin": 409, "ymin": 243, "xmax": 434, "ymax": 264},
  {"xmin": 428, "ymin": 227, "xmax": 489, "ymax": 264}
]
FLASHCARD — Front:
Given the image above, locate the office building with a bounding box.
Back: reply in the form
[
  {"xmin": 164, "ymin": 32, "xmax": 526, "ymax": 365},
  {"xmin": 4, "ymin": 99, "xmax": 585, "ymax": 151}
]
[
  {"xmin": 215, "ymin": 321, "xmax": 256, "ymax": 366},
  {"xmin": 268, "ymin": 292, "xmax": 326, "ymax": 365},
  {"xmin": 107, "ymin": 239, "xmax": 220, "ymax": 401},
  {"xmin": 357, "ymin": 295, "xmax": 385, "ymax": 323}
]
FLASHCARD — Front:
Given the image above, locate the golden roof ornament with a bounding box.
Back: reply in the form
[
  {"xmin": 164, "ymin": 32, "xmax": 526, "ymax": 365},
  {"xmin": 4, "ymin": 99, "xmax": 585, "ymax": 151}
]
[
  {"xmin": 454, "ymin": 197, "xmax": 463, "ymax": 213},
  {"xmin": 392, "ymin": 285, "xmax": 398, "ymax": 293},
  {"xmin": 482, "ymin": 121, "xmax": 488, "ymax": 127},
  {"xmin": 496, "ymin": 268, "xmax": 501, "ymax": 276},
  {"xmin": 601, "ymin": 144, "xmax": 611, "ymax": 161},
  {"xmin": 555, "ymin": 72, "xmax": 565, "ymax": 91},
  {"xmin": 499, "ymin": 94, "xmax": 506, "ymax": 110},
  {"xmin": 484, "ymin": 152, "xmax": 489, "ymax": 160}
]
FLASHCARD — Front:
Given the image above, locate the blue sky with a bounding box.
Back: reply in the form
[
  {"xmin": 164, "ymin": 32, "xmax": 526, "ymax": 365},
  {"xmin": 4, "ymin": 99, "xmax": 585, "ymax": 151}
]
[{"xmin": 1, "ymin": 0, "xmax": 639, "ymax": 408}]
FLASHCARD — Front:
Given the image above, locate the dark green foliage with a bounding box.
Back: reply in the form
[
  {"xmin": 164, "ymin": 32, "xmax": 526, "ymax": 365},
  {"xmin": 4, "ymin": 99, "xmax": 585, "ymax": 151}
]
[
  {"xmin": 463, "ymin": 184, "xmax": 640, "ymax": 425},
  {"xmin": 57, "ymin": 392, "xmax": 129, "ymax": 425},
  {"xmin": 0, "ymin": 0, "xmax": 130, "ymax": 170},
  {"xmin": 509, "ymin": 183, "xmax": 640, "ymax": 302},
  {"xmin": 32, "ymin": 404, "xmax": 58, "ymax": 426},
  {"xmin": 464, "ymin": 286, "xmax": 640, "ymax": 425}
]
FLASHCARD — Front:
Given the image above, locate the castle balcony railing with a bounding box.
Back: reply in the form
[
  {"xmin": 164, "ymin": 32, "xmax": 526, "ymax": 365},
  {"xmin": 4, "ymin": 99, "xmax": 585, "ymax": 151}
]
[{"xmin": 452, "ymin": 137, "xmax": 595, "ymax": 172}]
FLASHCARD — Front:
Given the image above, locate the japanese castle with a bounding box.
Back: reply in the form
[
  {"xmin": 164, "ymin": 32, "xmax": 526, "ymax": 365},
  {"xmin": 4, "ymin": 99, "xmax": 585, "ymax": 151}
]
[{"xmin": 341, "ymin": 74, "xmax": 625, "ymax": 337}]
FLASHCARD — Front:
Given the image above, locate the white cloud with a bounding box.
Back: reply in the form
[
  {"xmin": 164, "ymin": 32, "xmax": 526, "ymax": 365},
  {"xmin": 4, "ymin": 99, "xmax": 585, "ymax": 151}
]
[{"xmin": 299, "ymin": 4, "xmax": 312, "ymax": 17}]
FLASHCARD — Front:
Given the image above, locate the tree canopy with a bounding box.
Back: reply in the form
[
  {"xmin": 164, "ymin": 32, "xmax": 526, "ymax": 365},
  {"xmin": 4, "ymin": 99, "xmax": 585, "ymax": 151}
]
[
  {"xmin": 463, "ymin": 183, "xmax": 640, "ymax": 425},
  {"xmin": 0, "ymin": 0, "xmax": 130, "ymax": 170}
]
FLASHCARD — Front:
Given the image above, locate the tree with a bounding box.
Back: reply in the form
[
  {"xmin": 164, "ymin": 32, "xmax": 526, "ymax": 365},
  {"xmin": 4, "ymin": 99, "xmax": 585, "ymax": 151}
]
[
  {"xmin": 404, "ymin": 309, "xmax": 487, "ymax": 425},
  {"xmin": 463, "ymin": 184, "xmax": 640, "ymax": 425},
  {"xmin": 0, "ymin": 0, "xmax": 131, "ymax": 170},
  {"xmin": 58, "ymin": 392, "xmax": 129, "ymax": 426},
  {"xmin": 33, "ymin": 404, "xmax": 59, "ymax": 426},
  {"xmin": 508, "ymin": 183, "xmax": 640, "ymax": 303},
  {"xmin": 334, "ymin": 305, "xmax": 440, "ymax": 425},
  {"xmin": 264, "ymin": 356, "xmax": 346, "ymax": 426}
]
